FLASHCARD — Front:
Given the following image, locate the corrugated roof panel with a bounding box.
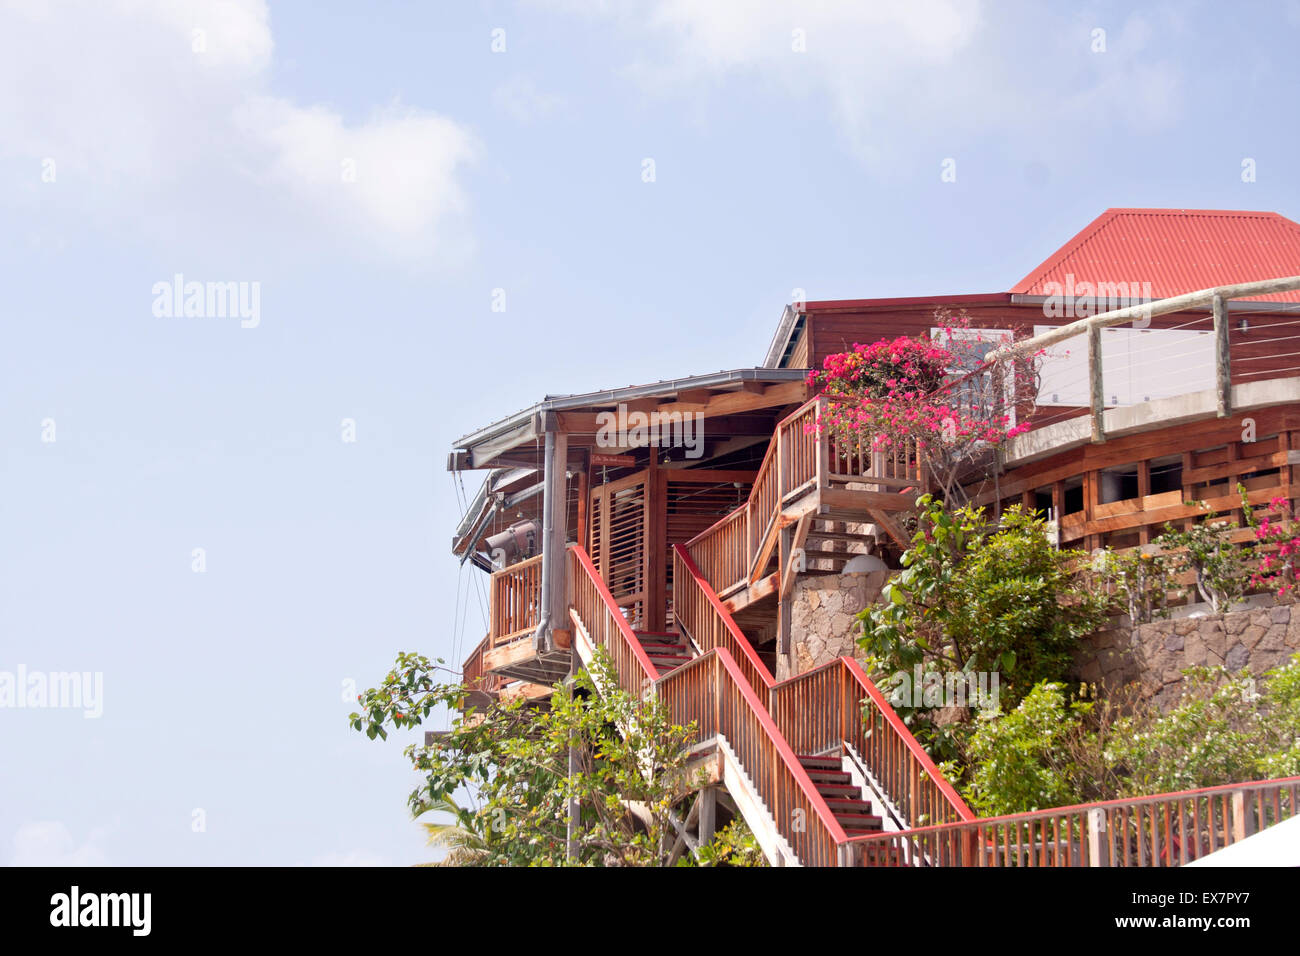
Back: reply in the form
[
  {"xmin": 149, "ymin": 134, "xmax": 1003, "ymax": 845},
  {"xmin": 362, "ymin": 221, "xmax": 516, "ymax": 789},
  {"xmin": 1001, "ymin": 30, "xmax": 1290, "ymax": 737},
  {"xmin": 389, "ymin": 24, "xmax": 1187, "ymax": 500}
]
[{"xmin": 1011, "ymin": 208, "xmax": 1300, "ymax": 302}]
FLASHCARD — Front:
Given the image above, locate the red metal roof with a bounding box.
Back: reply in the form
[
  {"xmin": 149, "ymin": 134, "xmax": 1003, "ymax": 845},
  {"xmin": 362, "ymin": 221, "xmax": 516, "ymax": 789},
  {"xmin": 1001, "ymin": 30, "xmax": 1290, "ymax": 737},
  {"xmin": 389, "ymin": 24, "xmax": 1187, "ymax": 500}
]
[{"xmin": 1011, "ymin": 208, "xmax": 1300, "ymax": 303}]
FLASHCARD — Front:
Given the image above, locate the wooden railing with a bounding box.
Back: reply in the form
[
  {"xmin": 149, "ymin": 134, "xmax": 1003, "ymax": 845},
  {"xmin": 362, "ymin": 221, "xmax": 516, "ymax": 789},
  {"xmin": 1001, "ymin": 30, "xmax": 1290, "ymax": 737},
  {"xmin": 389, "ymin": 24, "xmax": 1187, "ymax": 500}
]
[
  {"xmin": 568, "ymin": 546, "xmax": 658, "ymax": 695},
  {"xmin": 984, "ymin": 275, "xmax": 1300, "ymax": 443},
  {"xmin": 489, "ymin": 553, "xmax": 542, "ymax": 646},
  {"xmin": 686, "ymin": 504, "xmax": 748, "ymax": 598},
  {"xmin": 845, "ymin": 775, "xmax": 1300, "ymax": 867},
  {"xmin": 777, "ymin": 400, "xmax": 821, "ymax": 501},
  {"xmin": 673, "ymin": 542, "xmax": 973, "ymax": 834},
  {"xmin": 687, "ymin": 394, "xmax": 929, "ymax": 595},
  {"xmin": 747, "ymin": 439, "xmax": 780, "ymax": 565},
  {"xmin": 461, "ymin": 632, "xmax": 497, "ymax": 697},
  {"xmin": 672, "ymin": 546, "xmax": 776, "ymax": 702},
  {"xmin": 568, "ymin": 543, "xmax": 849, "ymax": 866},
  {"xmin": 568, "ymin": 540, "xmax": 1294, "ymax": 866},
  {"xmin": 656, "ymin": 649, "xmax": 849, "ymax": 866},
  {"xmin": 770, "ymin": 657, "xmax": 974, "ymax": 829}
]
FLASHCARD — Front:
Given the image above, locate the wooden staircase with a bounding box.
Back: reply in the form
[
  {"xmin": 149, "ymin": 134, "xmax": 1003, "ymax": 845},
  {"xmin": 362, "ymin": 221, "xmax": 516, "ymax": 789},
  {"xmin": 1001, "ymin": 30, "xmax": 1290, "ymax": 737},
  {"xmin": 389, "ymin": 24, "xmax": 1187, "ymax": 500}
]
[
  {"xmin": 632, "ymin": 630, "xmax": 696, "ymax": 677},
  {"xmin": 798, "ymin": 755, "xmax": 883, "ymax": 837}
]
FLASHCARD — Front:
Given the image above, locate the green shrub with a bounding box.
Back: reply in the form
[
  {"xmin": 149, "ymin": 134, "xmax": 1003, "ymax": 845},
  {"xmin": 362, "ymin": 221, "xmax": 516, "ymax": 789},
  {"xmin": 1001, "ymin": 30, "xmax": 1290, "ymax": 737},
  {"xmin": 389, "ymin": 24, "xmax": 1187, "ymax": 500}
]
[{"xmin": 859, "ymin": 496, "xmax": 1114, "ymax": 712}]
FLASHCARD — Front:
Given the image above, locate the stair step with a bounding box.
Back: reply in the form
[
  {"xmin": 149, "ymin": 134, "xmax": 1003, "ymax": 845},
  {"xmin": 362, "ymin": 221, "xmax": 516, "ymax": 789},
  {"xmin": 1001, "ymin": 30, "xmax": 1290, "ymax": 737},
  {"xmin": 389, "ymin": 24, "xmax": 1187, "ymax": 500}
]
[
  {"xmin": 797, "ymin": 548, "xmax": 865, "ymax": 561},
  {"xmin": 824, "ymin": 798, "xmax": 875, "ymax": 814},
  {"xmin": 653, "ymin": 660, "xmax": 690, "ymax": 675},
  {"xmin": 806, "ymin": 529, "xmax": 878, "ymax": 542},
  {"xmin": 839, "ymin": 815, "xmax": 883, "ymax": 832},
  {"xmin": 633, "ymin": 631, "xmax": 681, "ymax": 638},
  {"xmin": 797, "ymin": 755, "xmax": 842, "ymax": 770},
  {"xmin": 638, "ymin": 642, "xmax": 687, "ymax": 653},
  {"xmin": 805, "ymin": 769, "xmax": 852, "ymax": 785},
  {"xmin": 814, "ymin": 782, "xmax": 862, "ymax": 797}
]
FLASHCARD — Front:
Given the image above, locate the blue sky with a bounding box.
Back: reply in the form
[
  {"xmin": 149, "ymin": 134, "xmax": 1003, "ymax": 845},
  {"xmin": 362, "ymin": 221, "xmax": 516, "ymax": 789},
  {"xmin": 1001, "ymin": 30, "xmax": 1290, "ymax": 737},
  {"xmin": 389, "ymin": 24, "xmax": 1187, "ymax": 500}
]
[{"xmin": 1, "ymin": 0, "xmax": 1298, "ymax": 865}]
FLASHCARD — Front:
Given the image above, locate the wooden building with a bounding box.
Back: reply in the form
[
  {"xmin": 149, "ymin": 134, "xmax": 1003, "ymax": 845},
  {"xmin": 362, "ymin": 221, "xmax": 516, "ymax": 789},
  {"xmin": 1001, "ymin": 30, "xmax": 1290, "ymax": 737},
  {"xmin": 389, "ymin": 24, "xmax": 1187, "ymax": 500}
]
[{"xmin": 445, "ymin": 208, "xmax": 1300, "ymax": 866}]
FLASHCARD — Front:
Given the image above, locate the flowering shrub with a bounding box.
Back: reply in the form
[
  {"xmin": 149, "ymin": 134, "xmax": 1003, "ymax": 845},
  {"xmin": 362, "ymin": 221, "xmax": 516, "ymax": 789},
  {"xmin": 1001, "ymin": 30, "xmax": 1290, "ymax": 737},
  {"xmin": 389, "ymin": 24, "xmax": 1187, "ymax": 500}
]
[
  {"xmin": 806, "ymin": 311, "xmax": 1040, "ymax": 503},
  {"xmin": 1251, "ymin": 495, "xmax": 1300, "ymax": 597}
]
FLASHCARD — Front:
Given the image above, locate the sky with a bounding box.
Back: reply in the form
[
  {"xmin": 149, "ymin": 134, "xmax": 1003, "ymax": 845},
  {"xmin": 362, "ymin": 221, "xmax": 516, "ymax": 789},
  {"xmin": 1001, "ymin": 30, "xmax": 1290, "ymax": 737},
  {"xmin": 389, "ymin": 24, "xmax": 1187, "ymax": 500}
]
[{"xmin": 2, "ymin": 0, "xmax": 1299, "ymax": 866}]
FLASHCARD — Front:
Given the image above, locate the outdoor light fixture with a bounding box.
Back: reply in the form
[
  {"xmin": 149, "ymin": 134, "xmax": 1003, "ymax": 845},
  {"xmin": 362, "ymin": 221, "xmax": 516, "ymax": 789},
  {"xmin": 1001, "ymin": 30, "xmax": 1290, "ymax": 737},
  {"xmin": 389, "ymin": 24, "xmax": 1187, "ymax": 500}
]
[
  {"xmin": 1240, "ymin": 317, "xmax": 1250, "ymax": 333},
  {"xmin": 842, "ymin": 553, "xmax": 889, "ymax": 573}
]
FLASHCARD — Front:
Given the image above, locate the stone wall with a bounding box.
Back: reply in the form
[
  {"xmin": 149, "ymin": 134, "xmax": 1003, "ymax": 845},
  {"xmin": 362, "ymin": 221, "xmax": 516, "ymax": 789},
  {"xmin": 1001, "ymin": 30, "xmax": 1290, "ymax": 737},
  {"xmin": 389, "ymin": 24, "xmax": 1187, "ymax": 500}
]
[
  {"xmin": 1075, "ymin": 599, "xmax": 1300, "ymax": 710},
  {"xmin": 778, "ymin": 569, "xmax": 889, "ymax": 681},
  {"xmin": 785, "ymin": 570, "xmax": 1300, "ymax": 709}
]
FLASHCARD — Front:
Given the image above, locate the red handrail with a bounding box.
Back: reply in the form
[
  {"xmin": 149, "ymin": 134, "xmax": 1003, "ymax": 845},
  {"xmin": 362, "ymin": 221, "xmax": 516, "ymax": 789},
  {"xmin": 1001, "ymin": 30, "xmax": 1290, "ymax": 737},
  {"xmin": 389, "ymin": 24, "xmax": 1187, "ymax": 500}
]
[
  {"xmin": 658, "ymin": 645, "xmax": 851, "ymax": 864},
  {"xmin": 568, "ymin": 544, "xmax": 659, "ymax": 689},
  {"xmin": 672, "ymin": 545, "xmax": 775, "ymax": 699},
  {"xmin": 841, "ymin": 657, "xmax": 975, "ymax": 822},
  {"xmin": 843, "ymin": 774, "xmax": 1300, "ymax": 867},
  {"xmin": 674, "ymin": 541, "xmax": 974, "ymax": 829},
  {"xmin": 570, "ymin": 543, "xmax": 850, "ymax": 863}
]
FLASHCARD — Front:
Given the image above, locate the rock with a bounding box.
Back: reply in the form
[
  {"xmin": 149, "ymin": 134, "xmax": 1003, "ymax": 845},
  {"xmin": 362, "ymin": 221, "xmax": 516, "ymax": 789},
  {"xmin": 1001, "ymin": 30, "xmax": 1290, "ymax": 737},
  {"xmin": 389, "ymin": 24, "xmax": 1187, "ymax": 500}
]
[
  {"xmin": 1225, "ymin": 642, "xmax": 1250, "ymax": 671},
  {"xmin": 1270, "ymin": 605, "xmax": 1290, "ymax": 625},
  {"xmin": 1258, "ymin": 625, "xmax": 1287, "ymax": 653},
  {"xmin": 1241, "ymin": 625, "xmax": 1268, "ymax": 650},
  {"xmin": 1164, "ymin": 633, "xmax": 1184, "ymax": 652}
]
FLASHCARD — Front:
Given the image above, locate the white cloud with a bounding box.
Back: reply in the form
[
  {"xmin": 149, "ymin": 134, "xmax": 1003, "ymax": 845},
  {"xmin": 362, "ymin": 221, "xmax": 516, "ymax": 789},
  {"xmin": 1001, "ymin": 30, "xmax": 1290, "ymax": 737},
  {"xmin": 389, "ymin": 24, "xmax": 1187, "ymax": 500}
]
[
  {"xmin": 0, "ymin": 0, "xmax": 476, "ymax": 261},
  {"xmin": 8, "ymin": 821, "xmax": 110, "ymax": 866},
  {"xmin": 538, "ymin": 0, "xmax": 1186, "ymax": 160}
]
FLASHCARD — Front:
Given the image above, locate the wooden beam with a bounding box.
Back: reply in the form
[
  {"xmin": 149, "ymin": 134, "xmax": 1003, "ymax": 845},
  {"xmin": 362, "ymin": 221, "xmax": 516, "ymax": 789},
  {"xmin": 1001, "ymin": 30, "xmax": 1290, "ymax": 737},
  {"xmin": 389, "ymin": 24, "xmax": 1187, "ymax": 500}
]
[
  {"xmin": 1089, "ymin": 323, "xmax": 1105, "ymax": 444},
  {"xmin": 867, "ymin": 508, "xmax": 909, "ymax": 548},
  {"xmin": 780, "ymin": 513, "xmax": 812, "ymax": 600},
  {"xmin": 1214, "ymin": 293, "xmax": 1231, "ymax": 418}
]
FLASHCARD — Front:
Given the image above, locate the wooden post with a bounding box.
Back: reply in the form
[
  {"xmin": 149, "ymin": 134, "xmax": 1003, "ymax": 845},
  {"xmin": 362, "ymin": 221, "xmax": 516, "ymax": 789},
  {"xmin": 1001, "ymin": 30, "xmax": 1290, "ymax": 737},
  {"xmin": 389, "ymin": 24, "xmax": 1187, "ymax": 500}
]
[
  {"xmin": 550, "ymin": 431, "xmax": 569, "ymax": 640},
  {"xmin": 575, "ymin": 459, "xmax": 589, "ymax": 553},
  {"xmin": 645, "ymin": 459, "xmax": 666, "ymax": 632},
  {"xmin": 1137, "ymin": 460, "xmax": 1151, "ymax": 545},
  {"xmin": 1089, "ymin": 323, "xmax": 1105, "ymax": 444},
  {"xmin": 698, "ymin": 786, "xmax": 718, "ymax": 846},
  {"xmin": 1214, "ymin": 293, "xmax": 1232, "ymax": 418},
  {"xmin": 816, "ymin": 397, "xmax": 830, "ymax": 492},
  {"xmin": 1230, "ymin": 790, "xmax": 1252, "ymax": 843},
  {"xmin": 1086, "ymin": 807, "xmax": 1109, "ymax": 866}
]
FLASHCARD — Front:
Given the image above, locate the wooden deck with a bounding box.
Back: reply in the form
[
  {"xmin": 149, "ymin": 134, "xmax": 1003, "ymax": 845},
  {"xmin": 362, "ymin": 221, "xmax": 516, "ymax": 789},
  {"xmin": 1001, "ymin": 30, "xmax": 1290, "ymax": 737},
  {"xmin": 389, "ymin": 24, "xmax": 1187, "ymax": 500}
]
[{"xmin": 686, "ymin": 396, "xmax": 919, "ymax": 612}]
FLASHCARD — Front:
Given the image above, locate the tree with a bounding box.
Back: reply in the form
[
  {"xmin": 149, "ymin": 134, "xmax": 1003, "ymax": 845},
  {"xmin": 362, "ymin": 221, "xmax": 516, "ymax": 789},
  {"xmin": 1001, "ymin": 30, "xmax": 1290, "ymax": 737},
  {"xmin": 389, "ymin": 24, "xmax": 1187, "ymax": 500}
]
[
  {"xmin": 349, "ymin": 648, "xmax": 712, "ymax": 866},
  {"xmin": 415, "ymin": 793, "xmax": 489, "ymax": 866},
  {"xmin": 860, "ymin": 496, "xmax": 1114, "ymax": 715},
  {"xmin": 807, "ymin": 313, "xmax": 1041, "ymax": 506}
]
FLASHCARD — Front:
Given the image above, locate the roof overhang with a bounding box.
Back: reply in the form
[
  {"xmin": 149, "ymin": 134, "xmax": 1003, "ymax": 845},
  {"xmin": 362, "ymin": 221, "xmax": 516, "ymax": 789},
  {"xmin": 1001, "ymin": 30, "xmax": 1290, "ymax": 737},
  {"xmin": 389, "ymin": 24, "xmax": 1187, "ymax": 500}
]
[{"xmin": 448, "ymin": 368, "xmax": 809, "ymax": 471}]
